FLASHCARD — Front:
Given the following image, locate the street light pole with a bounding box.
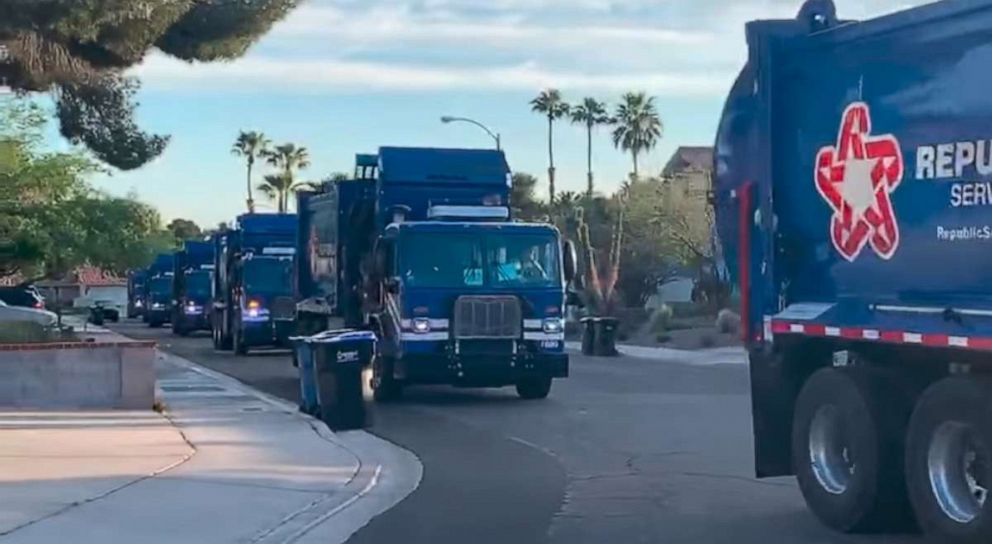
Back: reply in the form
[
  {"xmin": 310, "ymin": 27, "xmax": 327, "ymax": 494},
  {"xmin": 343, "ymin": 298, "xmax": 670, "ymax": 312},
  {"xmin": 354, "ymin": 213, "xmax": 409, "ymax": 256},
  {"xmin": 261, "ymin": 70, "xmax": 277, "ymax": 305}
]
[{"xmin": 440, "ymin": 116, "xmax": 501, "ymax": 151}]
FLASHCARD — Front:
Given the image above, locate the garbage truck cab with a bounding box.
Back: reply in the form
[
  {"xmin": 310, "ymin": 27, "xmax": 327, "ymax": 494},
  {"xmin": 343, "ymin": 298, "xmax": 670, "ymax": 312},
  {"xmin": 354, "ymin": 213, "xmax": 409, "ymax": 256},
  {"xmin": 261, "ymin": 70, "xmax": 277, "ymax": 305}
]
[
  {"xmin": 297, "ymin": 147, "xmax": 575, "ymax": 401},
  {"xmin": 171, "ymin": 240, "xmax": 214, "ymax": 336},
  {"xmin": 143, "ymin": 253, "xmax": 174, "ymax": 327},
  {"xmin": 127, "ymin": 270, "xmax": 147, "ymax": 319},
  {"xmin": 212, "ymin": 214, "xmax": 297, "ymax": 355}
]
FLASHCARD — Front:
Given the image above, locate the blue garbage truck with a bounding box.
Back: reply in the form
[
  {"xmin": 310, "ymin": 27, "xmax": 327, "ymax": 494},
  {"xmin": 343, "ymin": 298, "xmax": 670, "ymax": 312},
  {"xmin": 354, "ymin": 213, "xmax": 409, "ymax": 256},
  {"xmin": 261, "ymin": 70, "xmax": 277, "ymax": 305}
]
[
  {"xmin": 171, "ymin": 240, "xmax": 215, "ymax": 336},
  {"xmin": 126, "ymin": 269, "xmax": 147, "ymax": 319},
  {"xmin": 296, "ymin": 147, "xmax": 575, "ymax": 401},
  {"xmin": 716, "ymin": 1, "xmax": 992, "ymax": 541},
  {"xmin": 143, "ymin": 253, "xmax": 175, "ymax": 327},
  {"xmin": 212, "ymin": 214, "xmax": 297, "ymax": 355}
]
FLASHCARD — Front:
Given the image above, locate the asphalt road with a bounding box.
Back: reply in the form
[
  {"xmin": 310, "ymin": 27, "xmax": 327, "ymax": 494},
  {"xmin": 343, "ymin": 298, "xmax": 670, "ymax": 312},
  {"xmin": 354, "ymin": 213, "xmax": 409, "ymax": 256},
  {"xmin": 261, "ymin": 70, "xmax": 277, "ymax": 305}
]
[{"xmin": 111, "ymin": 320, "xmax": 922, "ymax": 544}]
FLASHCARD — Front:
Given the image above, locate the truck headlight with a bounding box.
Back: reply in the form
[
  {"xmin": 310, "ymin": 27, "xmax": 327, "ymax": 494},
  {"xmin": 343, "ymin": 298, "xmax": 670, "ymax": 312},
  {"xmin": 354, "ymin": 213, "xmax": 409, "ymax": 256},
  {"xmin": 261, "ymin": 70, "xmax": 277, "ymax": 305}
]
[
  {"xmin": 245, "ymin": 299, "xmax": 269, "ymax": 319},
  {"xmin": 542, "ymin": 318, "xmax": 564, "ymax": 334},
  {"xmin": 412, "ymin": 318, "xmax": 431, "ymax": 334},
  {"xmin": 151, "ymin": 302, "xmax": 165, "ymax": 310},
  {"xmin": 135, "ymin": 299, "xmax": 143, "ymax": 308}
]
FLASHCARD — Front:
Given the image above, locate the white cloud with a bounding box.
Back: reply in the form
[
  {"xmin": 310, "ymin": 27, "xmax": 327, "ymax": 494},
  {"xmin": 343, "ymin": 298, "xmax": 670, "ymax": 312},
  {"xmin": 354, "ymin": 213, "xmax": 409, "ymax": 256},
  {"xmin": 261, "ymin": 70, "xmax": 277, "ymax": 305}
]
[
  {"xmin": 270, "ymin": 5, "xmax": 713, "ymax": 47},
  {"xmin": 134, "ymin": 53, "xmax": 729, "ymax": 95},
  {"xmin": 135, "ymin": 0, "xmax": 933, "ymax": 96}
]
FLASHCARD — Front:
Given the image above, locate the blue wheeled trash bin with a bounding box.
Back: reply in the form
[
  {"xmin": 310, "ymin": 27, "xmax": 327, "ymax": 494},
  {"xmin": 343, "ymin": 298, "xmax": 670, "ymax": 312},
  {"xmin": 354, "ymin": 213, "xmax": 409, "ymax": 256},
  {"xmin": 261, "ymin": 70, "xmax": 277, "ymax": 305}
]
[
  {"xmin": 291, "ymin": 335, "xmax": 320, "ymax": 416},
  {"xmin": 309, "ymin": 329, "xmax": 377, "ymax": 431}
]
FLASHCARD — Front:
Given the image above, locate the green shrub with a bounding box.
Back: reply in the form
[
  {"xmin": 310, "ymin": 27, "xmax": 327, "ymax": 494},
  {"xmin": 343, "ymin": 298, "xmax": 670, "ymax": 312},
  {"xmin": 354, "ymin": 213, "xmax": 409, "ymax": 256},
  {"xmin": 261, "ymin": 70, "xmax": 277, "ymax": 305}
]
[
  {"xmin": 0, "ymin": 322, "xmax": 56, "ymax": 344},
  {"xmin": 716, "ymin": 309, "xmax": 742, "ymax": 335},
  {"xmin": 650, "ymin": 304, "xmax": 674, "ymax": 333}
]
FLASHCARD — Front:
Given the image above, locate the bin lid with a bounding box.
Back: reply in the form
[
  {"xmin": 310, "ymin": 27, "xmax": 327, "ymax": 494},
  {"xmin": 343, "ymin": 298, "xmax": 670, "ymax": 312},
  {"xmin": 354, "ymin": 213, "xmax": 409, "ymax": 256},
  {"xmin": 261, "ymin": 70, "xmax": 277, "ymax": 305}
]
[{"xmin": 308, "ymin": 329, "xmax": 377, "ymax": 344}]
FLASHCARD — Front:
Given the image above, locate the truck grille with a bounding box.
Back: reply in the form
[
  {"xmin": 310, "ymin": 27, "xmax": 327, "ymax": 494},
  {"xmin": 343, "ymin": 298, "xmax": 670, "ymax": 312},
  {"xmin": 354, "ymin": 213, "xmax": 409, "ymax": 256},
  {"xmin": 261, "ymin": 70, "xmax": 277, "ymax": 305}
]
[
  {"xmin": 453, "ymin": 296, "xmax": 521, "ymax": 339},
  {"xmin": 271, "ymin": 296, "xmax": 296, "ymax": 320}
]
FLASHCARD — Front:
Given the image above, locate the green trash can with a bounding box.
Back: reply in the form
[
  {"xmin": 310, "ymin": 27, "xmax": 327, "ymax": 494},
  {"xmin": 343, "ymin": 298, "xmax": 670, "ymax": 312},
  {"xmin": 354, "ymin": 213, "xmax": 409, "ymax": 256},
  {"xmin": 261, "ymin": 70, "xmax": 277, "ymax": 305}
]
[{"xmin": 311, "ymin": 330, "xmax": 377, "ymax": 431}]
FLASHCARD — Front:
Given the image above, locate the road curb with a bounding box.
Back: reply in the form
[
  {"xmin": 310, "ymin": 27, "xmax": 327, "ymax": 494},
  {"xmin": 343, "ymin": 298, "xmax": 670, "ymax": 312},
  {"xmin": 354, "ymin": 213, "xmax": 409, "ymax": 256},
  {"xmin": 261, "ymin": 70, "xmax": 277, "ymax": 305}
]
[
  {"xmin": 156, "ymin": 349, "xmax": 423, "ymax": 543},
  {"xmin": 565, "ymin": 341, "xmax": 746, "ymax": 365}
]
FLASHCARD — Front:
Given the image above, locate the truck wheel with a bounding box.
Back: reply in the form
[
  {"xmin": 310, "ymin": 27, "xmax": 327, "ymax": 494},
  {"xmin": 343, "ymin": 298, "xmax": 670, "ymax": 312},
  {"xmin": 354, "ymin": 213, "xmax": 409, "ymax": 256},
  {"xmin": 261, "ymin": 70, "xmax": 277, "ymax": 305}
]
[
  {"xmin": 906, "ymin": 377, "xmax": 992, "ymax": 544},
  {"xmin": 372, "ymin": 356, "xmax": 402, "ymax": 402},
  {"xmin": 516, "ymin": 376, "xmax": 553, "ymax": 400},
  {"xmin": 233, "ymin": 325, "xmax": 248, "ymax": 356},
  {"xmin": 792, "ymin": 367, "xmax": 912, "ymax": 532}
]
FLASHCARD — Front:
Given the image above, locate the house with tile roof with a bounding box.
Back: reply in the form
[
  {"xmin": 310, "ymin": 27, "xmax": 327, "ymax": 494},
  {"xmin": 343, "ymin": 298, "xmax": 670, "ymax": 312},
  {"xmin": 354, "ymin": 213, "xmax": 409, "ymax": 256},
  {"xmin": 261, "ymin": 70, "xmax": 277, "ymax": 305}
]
[{"xmin": 658, "ymin": 147, "xmax": 715, "ymax": 260}]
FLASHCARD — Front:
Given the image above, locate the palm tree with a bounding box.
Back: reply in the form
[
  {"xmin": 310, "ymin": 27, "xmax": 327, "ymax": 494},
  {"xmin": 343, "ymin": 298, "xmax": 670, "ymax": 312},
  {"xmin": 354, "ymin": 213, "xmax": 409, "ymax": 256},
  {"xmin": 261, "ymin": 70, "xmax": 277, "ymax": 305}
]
[
  {"xmin": 530, "ymin": 89, "xmax": 570, "ymax": 204},
  {"xmin": 231, "ymin": 131, "xmax": 270, "ymax": 213},
  {"xmin": 261, "ymin": 142, "xmax": 310, "ymax": 212},
  {"xmin": 256, "ymin": 174, "xmax": 320, "ymax": 213},
  {"xmin": 612, "ymin": 92, "xmax": 663, "ymax": 178},
  {"xmin": 550, "ymin": 191, "xmax": 581, "ymax": 223},
  {"xmin": 570, "ymin": 98, "xmax": 611, "ymax": 196}
]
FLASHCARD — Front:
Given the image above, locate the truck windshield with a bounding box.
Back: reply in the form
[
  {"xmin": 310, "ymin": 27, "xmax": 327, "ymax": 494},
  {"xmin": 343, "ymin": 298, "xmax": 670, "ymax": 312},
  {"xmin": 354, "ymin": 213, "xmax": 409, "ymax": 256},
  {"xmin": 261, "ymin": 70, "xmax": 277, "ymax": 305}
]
[
  {"xmin": 185, "ymin": 271, "xmax": 211, "ymax": 297},
  {"xmin": 148, "ymin": 277, "xmax": 172, "ymax": 299},
  {"xmin": 244, "ymin": 258, "xmax": 293, "ymax": 295},
  {"xmin": 400, "ymin": 231, "xmax": 560, "ymax": 288}
]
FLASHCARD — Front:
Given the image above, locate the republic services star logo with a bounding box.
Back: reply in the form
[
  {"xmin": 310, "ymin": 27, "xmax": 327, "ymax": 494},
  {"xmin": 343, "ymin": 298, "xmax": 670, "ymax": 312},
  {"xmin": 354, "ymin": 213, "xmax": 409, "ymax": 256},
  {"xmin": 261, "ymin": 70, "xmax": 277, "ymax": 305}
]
[{"xmin": 815, "ymin": 102, "xmax": 904, "ymax": 262}]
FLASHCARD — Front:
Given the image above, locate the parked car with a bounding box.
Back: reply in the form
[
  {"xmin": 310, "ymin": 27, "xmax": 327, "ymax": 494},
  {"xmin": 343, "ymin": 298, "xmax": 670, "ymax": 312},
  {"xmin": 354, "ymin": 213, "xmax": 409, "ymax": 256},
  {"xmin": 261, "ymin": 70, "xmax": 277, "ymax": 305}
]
[
  {"xmin": 0, "ymin": 299, "xmax": 57, "ymax": 327},
  {"xmin": 88, "ymin": 300, "xmax": 120, "ymax": 325},
  {"xmin": 0, "ymin": 286, "xmax": 45, "ymax": 309}
]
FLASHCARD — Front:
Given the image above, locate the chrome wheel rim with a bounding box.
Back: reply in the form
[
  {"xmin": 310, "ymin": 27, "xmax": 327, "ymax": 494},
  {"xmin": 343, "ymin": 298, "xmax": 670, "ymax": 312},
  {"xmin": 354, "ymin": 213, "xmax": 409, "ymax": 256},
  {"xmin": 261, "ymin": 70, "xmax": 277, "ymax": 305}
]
[
  {"xmin": 809, "ymin": 405, "xmax": 855, "ymax": 495},
  {"xmin": 928, "ymin": 421, "xmax": 988, "ymax": 524}
]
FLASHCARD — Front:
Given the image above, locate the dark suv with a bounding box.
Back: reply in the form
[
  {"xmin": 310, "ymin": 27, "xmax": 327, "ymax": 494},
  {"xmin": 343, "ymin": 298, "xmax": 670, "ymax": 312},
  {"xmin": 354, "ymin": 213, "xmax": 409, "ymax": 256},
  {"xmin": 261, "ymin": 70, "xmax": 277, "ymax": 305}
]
[{"xmin": 0, "ymin": 286, "xmax": 46, "ymax": 309}]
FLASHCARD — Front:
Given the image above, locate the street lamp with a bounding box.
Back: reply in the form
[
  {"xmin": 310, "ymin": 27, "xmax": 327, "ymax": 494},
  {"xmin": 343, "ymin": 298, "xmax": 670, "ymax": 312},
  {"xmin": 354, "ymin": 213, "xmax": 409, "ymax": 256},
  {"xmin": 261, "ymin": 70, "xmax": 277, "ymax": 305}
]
[{"xmin": 440, "ymin": 116, "xmax": 501, "ymax": 151}]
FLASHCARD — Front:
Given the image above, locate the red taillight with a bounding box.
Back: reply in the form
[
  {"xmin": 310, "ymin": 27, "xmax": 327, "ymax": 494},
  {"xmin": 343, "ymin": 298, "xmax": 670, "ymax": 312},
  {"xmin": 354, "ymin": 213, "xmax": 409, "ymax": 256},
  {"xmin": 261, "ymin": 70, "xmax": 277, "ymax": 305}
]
[{"xmin": 34, "ymin": 302, "xmax": 44, "ymax": 309}]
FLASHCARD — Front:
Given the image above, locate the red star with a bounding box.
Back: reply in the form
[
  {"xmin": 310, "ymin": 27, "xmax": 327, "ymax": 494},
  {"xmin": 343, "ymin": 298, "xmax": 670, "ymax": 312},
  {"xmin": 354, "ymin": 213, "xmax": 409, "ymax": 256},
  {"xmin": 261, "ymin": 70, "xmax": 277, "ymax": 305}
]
[{"xmin": 815, "ymin": 102, "xmax": 904, "ymax": 261}]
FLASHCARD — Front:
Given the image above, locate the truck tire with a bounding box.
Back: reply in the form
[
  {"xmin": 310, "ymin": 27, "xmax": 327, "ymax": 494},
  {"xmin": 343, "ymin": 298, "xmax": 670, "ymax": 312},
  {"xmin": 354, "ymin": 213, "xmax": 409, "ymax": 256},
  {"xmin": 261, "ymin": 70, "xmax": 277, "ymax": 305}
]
[
  {"xmin": 792, "ymin": 367, "xmax": 912, "ymax": 533},
  {"xmin": 233, "ymin": 323, "xmax": 248, "ymax": 356},
  {"xmin": 516, "ymin": 376, "xmax": 553, "ymax": 400},
  {"xmin": 372, "ymin": 356, "xmax": 402, "ymax": 402},
  {"xmin": 906, "ymin": 377, "xmax": 992, "ymax": 544}
]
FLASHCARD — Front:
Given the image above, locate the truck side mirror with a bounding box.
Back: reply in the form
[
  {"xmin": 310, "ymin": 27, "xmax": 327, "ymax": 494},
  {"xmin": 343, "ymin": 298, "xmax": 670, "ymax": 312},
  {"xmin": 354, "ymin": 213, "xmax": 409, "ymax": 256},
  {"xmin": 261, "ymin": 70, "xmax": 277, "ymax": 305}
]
[
  {"xmin": 383, "ymin": 277, "xmax": 400, "ymax": 295},
  {"xmin": 562, "ymin": 240, "xmax": 578, "ymax": 283}
]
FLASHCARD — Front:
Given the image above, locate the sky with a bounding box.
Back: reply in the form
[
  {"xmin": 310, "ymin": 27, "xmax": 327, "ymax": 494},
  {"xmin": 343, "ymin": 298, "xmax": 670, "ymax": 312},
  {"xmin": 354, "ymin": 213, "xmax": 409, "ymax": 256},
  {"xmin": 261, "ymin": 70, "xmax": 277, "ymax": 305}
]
[{"xmin": 80, "ymin": 0, "xmax": 928, "ymax": 227}]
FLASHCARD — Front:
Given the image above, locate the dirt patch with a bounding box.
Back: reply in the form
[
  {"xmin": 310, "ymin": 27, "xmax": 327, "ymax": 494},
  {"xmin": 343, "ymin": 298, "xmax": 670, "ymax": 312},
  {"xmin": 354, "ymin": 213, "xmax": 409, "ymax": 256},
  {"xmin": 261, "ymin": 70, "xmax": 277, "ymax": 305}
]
[{"xmin": 638, "ymin": 326, "xmax": 740, "ymax": 350}]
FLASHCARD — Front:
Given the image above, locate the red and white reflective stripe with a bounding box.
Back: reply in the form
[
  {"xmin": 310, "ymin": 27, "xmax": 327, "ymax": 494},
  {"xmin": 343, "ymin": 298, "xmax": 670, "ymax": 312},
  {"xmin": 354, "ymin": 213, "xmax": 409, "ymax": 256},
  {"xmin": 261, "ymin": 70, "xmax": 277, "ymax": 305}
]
[{"xmin": 770, "ymin": 320, "xmax": 992, "ymax": 351}]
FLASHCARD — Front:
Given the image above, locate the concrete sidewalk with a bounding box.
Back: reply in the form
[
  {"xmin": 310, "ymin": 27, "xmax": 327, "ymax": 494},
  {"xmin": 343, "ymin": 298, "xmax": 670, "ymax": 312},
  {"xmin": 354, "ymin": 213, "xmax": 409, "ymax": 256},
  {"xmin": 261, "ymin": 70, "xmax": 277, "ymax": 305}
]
[
  {"xmin": 566, "ymin": 341, "xmax": 746, "ymax": 365},
  {"xmin": 0, "ymin": 350, "xmax": 421, "ymax": 543}
]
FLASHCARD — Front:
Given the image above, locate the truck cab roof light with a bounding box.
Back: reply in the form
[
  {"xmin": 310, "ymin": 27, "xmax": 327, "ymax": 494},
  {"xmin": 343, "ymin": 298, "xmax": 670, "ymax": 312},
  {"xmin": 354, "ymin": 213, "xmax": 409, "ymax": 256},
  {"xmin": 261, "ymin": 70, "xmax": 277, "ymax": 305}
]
[{"xmin": 427, "ymin": 205, "xmax": 509, "ymax": 220}]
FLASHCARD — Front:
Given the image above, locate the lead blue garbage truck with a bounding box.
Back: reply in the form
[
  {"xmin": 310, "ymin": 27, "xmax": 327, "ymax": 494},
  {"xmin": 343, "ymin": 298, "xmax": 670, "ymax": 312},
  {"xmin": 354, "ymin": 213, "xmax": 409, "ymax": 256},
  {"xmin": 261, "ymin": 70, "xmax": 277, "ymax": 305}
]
[
  {"xmin": 212, "ymin": 214, "xmax": 297, "ymax": 356},
  {"xmin": 296, "ymin": 148, "xmax": 575, "ymax": 401},
  {"xmin": 717, "ymin": 1, "xmax": 992, "ymax": 541},
  {"xmin": 171, "ymin": 240, "xmax": 215, "ymax": 336}
]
